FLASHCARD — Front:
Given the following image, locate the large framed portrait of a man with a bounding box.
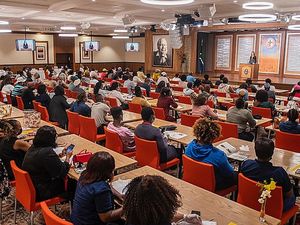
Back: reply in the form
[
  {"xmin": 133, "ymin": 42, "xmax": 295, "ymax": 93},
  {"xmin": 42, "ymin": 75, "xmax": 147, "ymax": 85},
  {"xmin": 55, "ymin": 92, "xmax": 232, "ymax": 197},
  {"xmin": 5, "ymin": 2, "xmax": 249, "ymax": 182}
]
[{"xmin": 152, "ymin": 35, "xmax": 173, "ymax": 67}]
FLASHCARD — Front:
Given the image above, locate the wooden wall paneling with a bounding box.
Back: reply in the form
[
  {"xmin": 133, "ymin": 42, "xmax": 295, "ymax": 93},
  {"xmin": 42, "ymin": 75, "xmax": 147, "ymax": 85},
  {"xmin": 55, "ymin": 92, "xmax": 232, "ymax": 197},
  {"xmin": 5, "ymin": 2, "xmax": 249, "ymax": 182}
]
[
  {"xmin": 189, "ymin": 28, "xmax": 197, "ymax": 73},
  {"xmin": 0, "ymin": 64, "xmax": 54, "ymax": 73},
  {"xmin": 279, "ymin": 30, "xmax": 286, "ymax": 80}
]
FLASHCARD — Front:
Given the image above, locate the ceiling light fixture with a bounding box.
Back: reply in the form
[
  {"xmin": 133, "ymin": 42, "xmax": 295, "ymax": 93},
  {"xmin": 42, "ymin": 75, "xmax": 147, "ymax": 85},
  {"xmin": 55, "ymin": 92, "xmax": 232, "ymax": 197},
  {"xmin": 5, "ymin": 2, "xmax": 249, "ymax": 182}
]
[
  {"xmin": 112, "ymin": 36, "xmax": 129, "ymax": 39},
  {"xmin": 0, "ymin": 29, "xmax": 12, "ymax": 33},
  {"xmin": 292, "ymin": 15, "xmax": 300, "ymax": 21},
  {"xmin": 0, "ymin": 21, "xmax": 9, "ymax": 25},
  {"xmin": 242, "ymin": 2, "xmax": 273, "ymax": 10},
  {"xmin": 114, "ymin": 29, "xmax": 128, "ymax": 33},
  {"xmin": 288, "ymin": 25, "xmax": 300, "ymax": 30},
  {"xmin": 140, "ymin": 0, "xmax": 194, "ymax": 6},
  {"xmin": 238, "ymin": 14, "xmax": 277, "ymax": 22},
  {"xmin": 59, "ymin": 33, "xmax": 78, "ymax": 37},
  {"xmin": 60, "ymin": 26, "xmax": 76, "ymax": 30}
]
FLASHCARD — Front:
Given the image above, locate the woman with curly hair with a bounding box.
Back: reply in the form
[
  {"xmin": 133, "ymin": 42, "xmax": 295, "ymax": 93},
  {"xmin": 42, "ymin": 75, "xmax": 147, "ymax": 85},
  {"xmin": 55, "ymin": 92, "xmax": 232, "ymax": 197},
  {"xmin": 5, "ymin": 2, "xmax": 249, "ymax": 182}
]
[
  {"xmin": 185, "ymin": 118, "xmax": 237, "ymax": 191},
  {"xmin": 123, "ymin": 175, "xmax": 202, "ymax": 225}
]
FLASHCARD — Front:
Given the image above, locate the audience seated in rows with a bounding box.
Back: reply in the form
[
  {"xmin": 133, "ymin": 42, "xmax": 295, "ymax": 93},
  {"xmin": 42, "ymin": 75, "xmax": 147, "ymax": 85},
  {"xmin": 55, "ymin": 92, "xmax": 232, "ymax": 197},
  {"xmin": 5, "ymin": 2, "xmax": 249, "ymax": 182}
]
[
  {"xmin": 172, "ymin": 73, "xmax": 181, "ymax": 82},
  {"xmin": 215, "ymin": 74, "xmax": 225, "ymax": 86},
  {"xmin": 202, "ymin": 74, "xmax": 213, "ymax": 87},
  {"xmin": 91, "ymin": 94, "xmax": 110, "ymax": 134},
  {"xmin": 185, "ymin": 118, "xmax": 237, "ymax": 191},
  {"xmin": 279, "ymin": 109, "xmax": 300, "ymax": 134},
  {"xmin": 131, "ymin": 86, "xmax": 151, "ymax": 107},
  {"xmin": 157, "ymin": 87, "xmax": 178, "ymax": 122},
  {"xmin": 217, "ymin": 77, "xmax": 234, "ymax": 97},
  {"xmin": 192, "ymin": 95, "xmax": 218, "ymax": 119},
  {"xmin": 235, "ymin": 83, "xmax": 249, "ymax": 101},
  {"xmin": 70, "ymin": 92, "xmax": 91, "ymax": 117},
  {"xmin": 226, "ymin": 98, "xmax": 256, "ymax": 141},
  {"xmin": 124, "ymin": 75, "xmax": 136, "ymax": 94},
  {"xmin": 156, "ymin": 72, "xmax": 170, "ymax": 86},
  {"xmin": 253, "ymin": 89, "xmax": 276, "ymax": 117},
  {"xmin": 183, "ymin": 82, "xmax": 197, "ymax": 100},
  {"xmin": 240, "ymin": 138, "xmax": 295, "ymax": 212},
  {"xmin": 139, "ymin": 77, "xmax": 151, "ymax": 97},
  {"xmin": 108, "ymin": 82, "xmax": 128, "ymax": 109},
  {"xmin": 36, "ymin": 84, "xmax": 51, "ymax": 108}
]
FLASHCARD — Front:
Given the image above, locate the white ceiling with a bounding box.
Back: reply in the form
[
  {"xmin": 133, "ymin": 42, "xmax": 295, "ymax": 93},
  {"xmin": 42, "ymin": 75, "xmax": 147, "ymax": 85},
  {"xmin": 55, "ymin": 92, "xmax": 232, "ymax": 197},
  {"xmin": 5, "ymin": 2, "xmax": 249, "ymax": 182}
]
[{"xmin": 0, "ymin": 0, "xmax": 299, "ymax": 35}]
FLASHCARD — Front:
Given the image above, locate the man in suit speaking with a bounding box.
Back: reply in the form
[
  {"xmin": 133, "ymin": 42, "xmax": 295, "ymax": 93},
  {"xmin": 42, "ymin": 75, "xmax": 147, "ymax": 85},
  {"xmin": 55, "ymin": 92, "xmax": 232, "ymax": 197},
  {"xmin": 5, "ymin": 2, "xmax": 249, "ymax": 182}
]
[{"xmin": 153, "ymin": 38, "xmax": 171, "ymax": 67}]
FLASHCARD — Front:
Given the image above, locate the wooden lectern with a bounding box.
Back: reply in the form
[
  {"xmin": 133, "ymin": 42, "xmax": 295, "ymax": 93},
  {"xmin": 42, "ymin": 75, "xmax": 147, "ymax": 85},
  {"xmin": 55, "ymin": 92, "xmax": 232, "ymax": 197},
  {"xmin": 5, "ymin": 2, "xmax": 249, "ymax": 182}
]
[{"xmin": 239, "ymin": 64, "xmax": 259, "ymax": 80}]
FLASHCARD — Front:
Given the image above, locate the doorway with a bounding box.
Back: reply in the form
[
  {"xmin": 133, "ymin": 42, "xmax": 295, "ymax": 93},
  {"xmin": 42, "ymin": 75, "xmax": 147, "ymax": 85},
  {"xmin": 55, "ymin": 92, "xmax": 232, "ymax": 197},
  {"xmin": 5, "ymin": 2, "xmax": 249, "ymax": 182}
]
[{"xmin": 56, "ymin": 53, "xmax": 73, "ymax": 69}]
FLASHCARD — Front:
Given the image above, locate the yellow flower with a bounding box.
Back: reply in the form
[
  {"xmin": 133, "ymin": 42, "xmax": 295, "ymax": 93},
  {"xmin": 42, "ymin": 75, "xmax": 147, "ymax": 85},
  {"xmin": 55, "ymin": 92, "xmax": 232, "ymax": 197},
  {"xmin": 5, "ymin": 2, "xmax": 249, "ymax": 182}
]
[{"xmin": 269, "ymin": 181, "xmax": 276, "ymax": 190}]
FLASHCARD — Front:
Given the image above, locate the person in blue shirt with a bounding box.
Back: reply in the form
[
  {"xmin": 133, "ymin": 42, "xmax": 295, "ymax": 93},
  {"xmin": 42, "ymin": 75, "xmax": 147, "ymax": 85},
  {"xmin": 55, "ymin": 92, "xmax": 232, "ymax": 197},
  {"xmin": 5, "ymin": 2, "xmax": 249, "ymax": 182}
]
[
  {"xmin": 279, "ymin": 109, "xmax": 300, "ymax": 134},
  {"xmin": 185, "ymin": 118, "xmax": 237, "ymax": 191},
  {"xmin": 70, "ymin": 92, "xmax": 91, "ymax": 117},
  {"xmin": 71, "ymin": 152, "xmax": 124, "ymax": 225},
  {"xmin": 240, "ymin": 138, "xmax": 296, "ymax": 212},
  {"xmin": 35, "ymin": 84, "xmax": 51, "ymax": 108},
  {"xmin": 186, "ymin": 73, "xmax": 196, "ymax": 84}
]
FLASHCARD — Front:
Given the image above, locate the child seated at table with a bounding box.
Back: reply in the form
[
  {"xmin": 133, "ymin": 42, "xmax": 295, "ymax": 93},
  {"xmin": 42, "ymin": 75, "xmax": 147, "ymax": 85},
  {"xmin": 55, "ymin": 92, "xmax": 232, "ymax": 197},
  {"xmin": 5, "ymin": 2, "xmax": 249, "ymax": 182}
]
[
  {"xmin": 107, "ymin": 107, "xmax": 135, "ymax": 152},
  {"xmin": 279, "ymin": 109, "xmax": 300, "ymax": 134},
  {"xmin": 240, "ymin": 138, "xmax": 296, "ymax": 212}
]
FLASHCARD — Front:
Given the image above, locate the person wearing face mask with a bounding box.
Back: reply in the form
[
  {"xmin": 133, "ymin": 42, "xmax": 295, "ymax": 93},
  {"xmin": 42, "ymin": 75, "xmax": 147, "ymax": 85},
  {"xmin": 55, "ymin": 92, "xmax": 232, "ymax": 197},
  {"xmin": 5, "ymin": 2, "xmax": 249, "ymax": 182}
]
[
  {"xmin": 153, "ymin": 38, "xmax": 171, "ymax": 67},
  {"xmin": 0, "ymin": 120, "xmax": 30, "ymax": 180}
]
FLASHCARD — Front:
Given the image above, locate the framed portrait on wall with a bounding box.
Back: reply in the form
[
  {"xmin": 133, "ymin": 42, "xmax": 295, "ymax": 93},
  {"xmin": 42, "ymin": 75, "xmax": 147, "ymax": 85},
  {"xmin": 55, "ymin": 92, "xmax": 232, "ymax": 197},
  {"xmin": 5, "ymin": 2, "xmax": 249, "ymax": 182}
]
[
  {"xmin": 152, "ymin": 34, "xmax": 173, "ymax": 67},
  {"xmin": 80, "ymin": 42, "xmax": 91, "ymax": 62},
  {"xmin": 33, "ymin": 41, "xmax": 49, "ymax": 64}
]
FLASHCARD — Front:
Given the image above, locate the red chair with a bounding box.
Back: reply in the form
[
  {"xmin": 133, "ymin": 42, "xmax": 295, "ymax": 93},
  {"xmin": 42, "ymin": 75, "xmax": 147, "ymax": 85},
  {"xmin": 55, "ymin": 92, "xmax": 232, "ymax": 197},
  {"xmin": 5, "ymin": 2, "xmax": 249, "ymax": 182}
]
[
  {"xmin": 40, "ymin": 202, "xmax": 72, "ymax": 225},
  {"xmin": 141, "ymin": 90, "xmax": 147, "ymax": 96},
  {"xmin": 0, "ymin": 92, "xmax": 4, "ymax": 102},
  {"xmin": 6, "ymin": 95, "xmax": 12, "ymax": 104},
  {"xmin": 170, "ymin": 80, "xmax": 179, "ymax": 84},
  {"xmin": 229, "ymin": 93, "xmax": 239, "ymax": 98},
  {"xmin": 152, "ymin": 107, "xmax": 166, "ymax": 120},
  {"xmin": 252, "ymin": 106, "xmax": 272, "ymax": 127},
  {"xmin": 70, "ymin": 91, "xmax": 78, "ymax": 99},
  {"xmin": 182, "ymin": 155, "xmax": 237, "ymax": 196},
  {"xmin": 181, "ymin": 114, "xmax": 201, "ymax": 127},
  {"xmin": 237, "ymin": 173, "xmax": 298, "ymax": 224},
  {"xmin": 16, "ymin": 96, "xmax": 24, "ymax": 110},
  {"xmin": 216, "ymin": 92, "xmax": 226, "ymax": 97},
  {"xmin": 66, "ymin": 110, "xmax": 80, "ymax": 135},
  {"xmin": 275, "ymin": 130, "xmax": 300, "ymax": 153},
  {"xmin": 104, "ymin": 78, "xmax": 112, "ymax": 82},
  {"xmin": 32, "ymin": 100, "xmax": 41, "ymax": 111},
  {"xmin": 178, "ymin": 96, "xmax": 192, "ymax": 104},
  {"xmin": 104, "ymin": 127, "xmax": 135, "ymax": 158},
  {"xmin": 150, "ymin": 92, "xmax": 160, "ymax": 99},
  {"xmin": 120, "ymin": 87, "xmax": 128, "ymax": 94},
  {"xmin": 37, "ymin": 105, "xmax": 60, "ymax": 126},
  {"xmin": 81, "ymin": 82, "xmax": 89, "ymax": 87},
  {"xmin": 10, "ymin": 161, "xmax": 63, "ymax": 225},
  {"xmin": 128, "ymin": 102, "xmax": 143, "ymax": 114},
  {"xmin": 64, "ymin": 89, "xmax": 72, "ymax": 98},
  {"xmin": 134, "ymin": 136, "xmax": 180, "ymax": 177},
  {"xmin": 105, "ymin": 97, "xmax": 119, "ymax": 108},
  {"xmin": 46, "ymin": 86, "xmax": 53, "ymax": 93},
  {"xmin": 172, "ymin": 86, "xmax": 184, "ymax": 92},
  {"xmin": 214, "ymin": 121, "xmax": 238, "ymax": 142},
  {"xmin": 207, "ymin": 100, "xmax": 214, "ymax": 108},
  {"xmin": 79, "ymin": 116, "xmax": 105, "ymax": 142}
]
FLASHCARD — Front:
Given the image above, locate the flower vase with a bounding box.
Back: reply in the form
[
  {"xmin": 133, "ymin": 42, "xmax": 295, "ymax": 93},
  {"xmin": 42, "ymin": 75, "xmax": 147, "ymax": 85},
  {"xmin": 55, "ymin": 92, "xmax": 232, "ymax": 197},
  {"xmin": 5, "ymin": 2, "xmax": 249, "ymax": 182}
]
[{"xmin": 259, "ymin": 200, "xmax": 266, "ymax": 223}]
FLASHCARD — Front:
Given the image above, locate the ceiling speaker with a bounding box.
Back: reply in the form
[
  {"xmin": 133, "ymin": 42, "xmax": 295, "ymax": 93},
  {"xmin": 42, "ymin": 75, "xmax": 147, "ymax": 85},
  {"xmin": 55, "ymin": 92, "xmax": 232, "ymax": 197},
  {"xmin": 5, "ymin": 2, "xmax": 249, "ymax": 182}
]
[{"xmin": 122, "ymin": 15, "xmax": 135, "ymax": 25}]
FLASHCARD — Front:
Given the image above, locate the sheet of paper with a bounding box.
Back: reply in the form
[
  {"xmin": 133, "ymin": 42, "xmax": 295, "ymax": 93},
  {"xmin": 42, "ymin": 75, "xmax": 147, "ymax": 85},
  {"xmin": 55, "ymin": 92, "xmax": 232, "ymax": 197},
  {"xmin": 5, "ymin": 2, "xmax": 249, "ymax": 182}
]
[
  {"xmin": 53, "ymin": 147, "xmax": 64, "ymax": 155},
  {"xmin": 111, "ymin": 179, "xmax": 132, "ymax": 195},
  {"xmin": 164, "ymin": 131, "xmax": 187, "ymax": 140},
  {"xmin": 203, "ymin": 221, "xmax": 217, "ymax": 225}
]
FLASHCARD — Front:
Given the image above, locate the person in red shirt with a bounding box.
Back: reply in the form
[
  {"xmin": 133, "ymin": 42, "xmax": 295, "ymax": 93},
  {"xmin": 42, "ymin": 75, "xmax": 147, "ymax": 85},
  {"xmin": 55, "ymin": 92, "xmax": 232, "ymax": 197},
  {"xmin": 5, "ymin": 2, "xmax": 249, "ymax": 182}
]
[{"xmin": 157, "ymin": 87, "xmax": 178, "ymax": 121}]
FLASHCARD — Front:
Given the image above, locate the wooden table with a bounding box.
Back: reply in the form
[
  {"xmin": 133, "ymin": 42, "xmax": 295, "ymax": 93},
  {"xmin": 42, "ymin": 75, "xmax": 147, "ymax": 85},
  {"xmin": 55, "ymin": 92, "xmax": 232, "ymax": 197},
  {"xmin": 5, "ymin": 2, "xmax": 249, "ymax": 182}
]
[
  {"xmin": 57, "ymin": 134, "xmax": 137, "ymax": 180},
  {"xmin": 0, "ymin": 106, "xmax": 24, "ymax": 119},
  {"xmin": 17, "ymin": 118, "xmax": 69, "ymax": 141},
  {"xmin": 214, "ymin": 137, "xmax": 300, "ymax": 179},
  {"xmin": 114, "ymin": 166, "xmax": 280, "ymax": 225},
  {"xmin": 148, "ymin": 99, "xmax": 192, "ymax": 113},
  {"xmin": 106, "ymin": 111, "xmax": 142, "ymax": 123}
]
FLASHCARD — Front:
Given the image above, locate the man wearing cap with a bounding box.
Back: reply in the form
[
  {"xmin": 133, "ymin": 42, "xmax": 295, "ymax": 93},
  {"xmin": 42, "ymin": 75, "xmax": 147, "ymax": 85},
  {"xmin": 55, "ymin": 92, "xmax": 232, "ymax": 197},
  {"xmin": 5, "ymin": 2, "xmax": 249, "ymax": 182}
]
[
  {"xmin": 68, "ymin": 76, "xmax": 79, "ymax": 91},
  {"xmin": 11, "ymin": 76, "xmax": 27, "ymax": 106},
  {"xmin": 156, "ymin": 72, "xmax": 169, "ymax": 86},
  {"xmin": 153, "ymin": 38, "xmax": 171, "ymax": 66},
  {"xmin": 73, "ymin": 79, "xmax": 85, "ymax": 94}
]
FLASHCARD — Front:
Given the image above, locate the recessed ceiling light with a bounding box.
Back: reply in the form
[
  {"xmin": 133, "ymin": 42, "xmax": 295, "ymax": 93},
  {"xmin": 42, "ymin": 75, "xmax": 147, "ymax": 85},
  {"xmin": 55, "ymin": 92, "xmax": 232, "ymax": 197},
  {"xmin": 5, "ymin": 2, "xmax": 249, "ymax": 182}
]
[
  {"xmin": 243, "ymin": 2, "xmax": 273, "ymax": 10},
  {"xmin": 112, "ymin": 36, "xmax": 129, "ymax": 39},
  {"xmin": 21, "ymin": 18, "xmax": 25, "ymax": 20},
  {"xmin": 233, "ymin": 0, "xmax": 238, "ymax": 3},
  {"xmin": 288, "ymin": 25, "xmax": 300, "ymax": 30},
  {"xmin": 60, "ymin": 26, "xmax": 76, "ymax": 30},
  {"xmin": 114, "ymin": 29, "xmax": 128, "ymax": 33},
  {"xmin": 140, "ymin": 0, "xmax": 194, "ymax": 6},
  {"xmin": 59, "ymin": 33, "xmax": 78, "ymax": 37},
  {"xmin": 0, "ymin": 29, "xmax": 12, "ymax": 33},
  {"xmin": 161, "ymin": 9, "xmax": 165, "ymax": 12},
  {"xmin": 292, "ymin": 15, "xmax": 300, "ymax": 21},
  {"xmin": 0, "ymin": 21, "xmax": 9, "ymax": 25},
  {"xmin": 238, "ymin": 14, "xmax": 277, "ymax": 22}
]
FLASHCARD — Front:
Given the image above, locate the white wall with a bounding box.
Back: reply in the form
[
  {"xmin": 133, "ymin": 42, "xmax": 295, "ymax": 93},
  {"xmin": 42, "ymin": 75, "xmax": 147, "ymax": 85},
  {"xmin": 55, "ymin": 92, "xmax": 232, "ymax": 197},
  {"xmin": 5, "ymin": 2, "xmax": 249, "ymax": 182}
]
[{"xmin": 0, "ymin": 33, "xmax": 54, "ymax": 65}]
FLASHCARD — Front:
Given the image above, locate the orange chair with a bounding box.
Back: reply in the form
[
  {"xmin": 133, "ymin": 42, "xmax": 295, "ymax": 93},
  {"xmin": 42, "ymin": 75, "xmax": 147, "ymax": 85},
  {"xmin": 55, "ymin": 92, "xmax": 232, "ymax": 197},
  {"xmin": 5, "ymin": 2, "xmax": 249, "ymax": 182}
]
[
  {"xmin": 6, "ymin": 95, "xmax": 12, "ymax": 104},
  {"xmin": 40, "ymin": 202, "xmax": 72, "ymax": 225},
  {"xmin": 105, "ymin": 97, "xmax": 119, "ymax": 108},
  {"xmin": 252, "ymin": 106, "xmax": 272, "ymax": 127},
  {"xmin": 134, "ymin": 136, "xmax": 180, "ymax": 177},
  {"xmin": 237, "ymin": 173, "xmax": 298, "ymax": 224},
  {"xmin": 37, "ymin": 105, "xmax": 60, "ymax": 126},
  {"xmin": 46, "ymin": 86, "xmax": 53, "ymax": 93},
  {"xmin": 10, "ymin": 161, "xmax": 63, "ymax": 225},
  {"xmin": 178, "ymin": 96, "xmax": 192, "ymax": 104},
  {"xmin": 120, "ymin": 87, "xmax": 128, "ymax": 94},
  {"xmin": 104, "ymin": 127, "xmax": 135, "ymax": 158},
  {"xmin": 182, "ymin": 155, "xmax": 237, "ymax": 196},
  {"xmin": 229, "ymin": 93, "xmax": 239, "ymax": 98},
  {"xmin": 181, "ymin": 114, "xmax": 201, "ymax": 127},
  {"xmin": 150, "ymin": 92, "xmax": 160, "ymax": 99},
  {"xmin": 275, "ymin": 130, "xmax": 300, "ymax": 153},
  {"xmin": 128, "ymin": 102, "xmax": 143, "ymax": 114},
  {"xmin": 32, "ymin": 100, "xmax": 41, "ymax": 111},
  {"xmin": 215, "ymin": 121, "xmax": 238, "ymax": 142},
  {"xmin": 172, "ymin": 86, "xmax": 184, "ymax": 92},
  {"xmin": 66, "ymin": 110, "xmax": 80, "ymax": 135},
  {"xmin": 216, "ymin": 92, "xmax": 226, "ymax": 97},
  {"xmin": 79, "ymin": 116, "xmax": 105, "ymax": 142},
  {"xmin": 152, "ymin": 107, "xmax": 166, "ymax": 120},
  {"xmin": 16, "ymin": 96, "xmax": 24, "ymax": 110}
]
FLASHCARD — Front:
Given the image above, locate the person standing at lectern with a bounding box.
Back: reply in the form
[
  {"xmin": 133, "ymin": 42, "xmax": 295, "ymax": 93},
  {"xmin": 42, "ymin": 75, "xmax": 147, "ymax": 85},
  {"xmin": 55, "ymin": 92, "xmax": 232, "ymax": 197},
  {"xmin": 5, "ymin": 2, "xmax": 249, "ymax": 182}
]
[{"xmin": 249, "ymin": 51, "xmax": 257, "ymax": 64}]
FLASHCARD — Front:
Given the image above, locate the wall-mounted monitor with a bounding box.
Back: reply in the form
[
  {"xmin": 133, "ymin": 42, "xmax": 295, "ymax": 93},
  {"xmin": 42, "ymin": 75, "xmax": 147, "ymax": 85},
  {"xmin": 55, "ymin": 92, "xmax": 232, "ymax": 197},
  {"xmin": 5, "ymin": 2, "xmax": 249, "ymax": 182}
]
[
  {"xmin": 125, "ymin": 42, "xmax": 139, "ymax": 52},
  {"xmin": 15, "ymin": 39, "xmax": 36, "ymax": 51},
  {"xmin": 84, "ymin": 41, "xmax": 100, "ymax": 51}
]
